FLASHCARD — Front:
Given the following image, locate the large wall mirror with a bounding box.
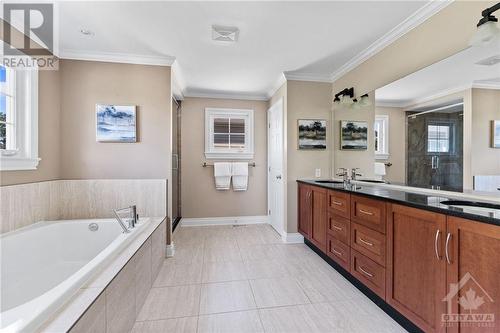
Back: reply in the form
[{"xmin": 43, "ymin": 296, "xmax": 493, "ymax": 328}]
[{"xmin": 374, "ymin": 42, "xmax": 500, "ymax": 193}]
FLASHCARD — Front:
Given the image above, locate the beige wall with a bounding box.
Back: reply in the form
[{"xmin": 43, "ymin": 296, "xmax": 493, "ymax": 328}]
[
  {"xmin": 374, "ymin": 106, "xmax": 406, "ymax": 183},
  {"xmin": 181, "ymin": 97, "xmax": 268, "ymax": 218},
  {"xmin": 471, "ymin": 88, "xmax": 500, "ymax": 178},
  {"xmin": 59, "ymin": 60, "xmax": 172, "ymax": 180},
  {"xmin": 286, "ymin": 81, "xmax": 332, "ymax": 233},
  {"xmin": 0, "ymin": 70, "xmax": 61, "ymax": 186}
]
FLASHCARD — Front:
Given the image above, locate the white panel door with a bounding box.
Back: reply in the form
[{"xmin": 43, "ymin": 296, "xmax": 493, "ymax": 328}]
[{"xmin": 267, "ymin": 98, "xmax": 284, "ymax": 235}]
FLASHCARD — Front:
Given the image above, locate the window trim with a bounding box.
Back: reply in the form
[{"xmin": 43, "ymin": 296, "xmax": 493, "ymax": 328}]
[
  {"xmin": 374, "ymin": 115, "xmax": 389, "ymax": 160},
  {"xmin": 0, "ymin": 68, "xmax": 39, "ymax": 171},
  {"xmin": 204, "ymin": 108, "xmax": 254, "ymax": 160}
]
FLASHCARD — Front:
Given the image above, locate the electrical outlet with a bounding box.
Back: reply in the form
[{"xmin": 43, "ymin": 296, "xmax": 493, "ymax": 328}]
[{"xmin": 315, "ymin": 168, "xmax": 321, "ymax": 178}]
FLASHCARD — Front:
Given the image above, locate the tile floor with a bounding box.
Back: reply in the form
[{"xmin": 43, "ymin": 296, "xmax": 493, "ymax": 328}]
[{"xmin": 132, "ymin": 224, "xmax": 407, "ymax": 333}]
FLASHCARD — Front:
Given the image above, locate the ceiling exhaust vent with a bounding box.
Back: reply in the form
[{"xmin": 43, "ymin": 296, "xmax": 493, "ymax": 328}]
[
  {"xmin": 475, "ymin": 55, "xmax": 500, "ymax": 66},
  {"xmin": 212, "ymin": 25, "xmax": 239, "ymax": 42}
]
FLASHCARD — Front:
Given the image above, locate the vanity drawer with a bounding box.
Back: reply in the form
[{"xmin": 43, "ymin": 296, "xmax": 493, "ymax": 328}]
[
  {"xmin": 326, "ymin": 235, "xmax": 350, "ymax": 271},
  {"xmin": 327, "ymin": 213, "xmax": 350, "ymax": 245},
  {"xmin": 351, "ymin": 249, "xmax": 386, "ymax": 299},
  {"xmin": 351, "ymin": 223, "xmax": 386, "ymax": 266},
  {"xmin": 328, "ymin": 190, "xmax": 350, "ymax": 219},
  {"xmin": 351, "ymin": 195, "xmax": 386, "ymax": 234}
]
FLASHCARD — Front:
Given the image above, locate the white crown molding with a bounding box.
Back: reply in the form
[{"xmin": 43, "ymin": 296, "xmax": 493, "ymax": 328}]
[
  {"xmin": 184, "ymin": 89, "xmax": 269, "ymax": 101},
  {"xmin": 171, "ymin": 60, "xmax": 186, "ymax": 100},
  {"xmin": 330, "ymin": 0, "xmax": 453, "ymax": 83},
  {"xmin": 472, "ymin": 82, "xmax": 500, "ymax": 90},
  {"xmin": 266, "ymin": 73, "xmax": 287, "ymax": 99},
  {"xmin": 375, "ymin": 100, "xmax": 408, "ymax": 108},
  {"xmin": 180, "ymin": 215, "xmax": 269, "ymax": 227},
  {"xmin": 284, "ymin": 71, "xmax": 333, "ymax": 83},
  {"xmin": 59, "ymin": 49, "xmax": 176, "ymax": 66},
  {"xmin": 405, "ymin": 83, "xmax": 471, "ymax": 108}
]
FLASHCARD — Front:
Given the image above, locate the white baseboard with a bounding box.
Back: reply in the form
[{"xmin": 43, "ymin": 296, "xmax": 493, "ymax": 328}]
[
  {"xmin": 165, "ymin": 243, "xmax": 175, "ymax": 257},
  {"xmin": 180, "ymin": 215, "xmax": 269, "ymax": 227},
  {"xmin": 281, "ymin": 233, "xmax": 304, "ymax": 244}
]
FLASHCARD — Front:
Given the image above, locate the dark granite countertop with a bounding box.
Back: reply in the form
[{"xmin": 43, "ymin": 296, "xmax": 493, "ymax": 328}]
[{"xmin": 297, "ymin": 179, "xmax": 500, "ymax": 227}]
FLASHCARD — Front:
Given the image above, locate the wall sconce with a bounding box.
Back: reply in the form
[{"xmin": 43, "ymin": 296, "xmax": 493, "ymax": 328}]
[
  {"xmin": 333, "ymin": 88, "xmax": 370, "ymax": 109},
  {"xmin": 470, "ymin": 2, "xmax": 500, "ymax": 46}
]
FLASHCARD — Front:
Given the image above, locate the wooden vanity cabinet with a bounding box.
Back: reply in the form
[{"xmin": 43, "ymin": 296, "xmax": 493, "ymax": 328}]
[
  {"xmin": 351, "ymin": 194, "xmax": 386, "ymax": 234},
  {"xmin": 298, "ymin": 183, "xmax": 327, "ymax": 251},
  {"xmin": 386, "ymin": 204, "xmax": 447, "ymax": 333},
  {"xmin": 446, "ymin": 217, "xmax": 500, "ymax": 333}
]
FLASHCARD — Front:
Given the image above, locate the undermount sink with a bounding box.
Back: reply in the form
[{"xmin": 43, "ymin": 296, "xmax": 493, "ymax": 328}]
[
  {"xmin": 440, "ymin": 200, "xmax": 500, "ymax": 212},
  {"xmin": 314, "ymin": 180, "xmax": 344, "ymax": 184}
]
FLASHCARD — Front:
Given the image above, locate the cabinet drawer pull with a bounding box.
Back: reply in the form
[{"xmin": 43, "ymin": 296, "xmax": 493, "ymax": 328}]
[
  {"xmin": 358, "ymin": 237, "xmax": 373, "ymax": 247},
  {"xmin": 332, "ymin": 225, "xmax": 343, "ymax": 231},
  {"xmin": 331, "ymin": 248, "xmax": 343, "ymax": 256},
  {"xmin": 434, "ymin": 229, "xmax": 442, "ymax": 260},
  {"xmin": 445, "ymin": 232, "xmax": 452, "ymax": 264},
  {"xmin": 359, "ymin": 209, "xmax": 374, "ymax": 216},
  {"xmin": 358, "ymin": 266, "xmax": 374, "ymax": 278},
  {"xmin": 331, "ymin": 200, "xmax": 343, "ymax": 206}
]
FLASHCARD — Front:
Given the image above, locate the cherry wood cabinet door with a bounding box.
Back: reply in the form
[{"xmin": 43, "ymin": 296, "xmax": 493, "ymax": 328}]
[
  {"xmin": 310, "ymin": 187, "xmax": 327, "ymax": 252},
  {"xmin": 446, "ymin": 217, "xmax": 500, "ymax": 333},
  {"xmin": 386, "ymin": 204, "xmax": 447, "ymax": 333},
  {"xmin": 298, "ymin": 183, "xmax": 312, "ymax": 239}
]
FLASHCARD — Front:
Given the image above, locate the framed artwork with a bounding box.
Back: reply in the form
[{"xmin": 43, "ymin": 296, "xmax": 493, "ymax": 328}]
[
  {"xmin": 96, "ymin": 104, "xmax": 137, "ymax": 142},
  {"xmin": 298, "ymin": 119, "xmax": 326, "ymax": 150},
  {"xmin": 340, "ymin": 120, "xmax": 368, "ymax": 150},
  {"xmin": 492, "ymin": 120, "xmax": 500, "ymax": 148}
]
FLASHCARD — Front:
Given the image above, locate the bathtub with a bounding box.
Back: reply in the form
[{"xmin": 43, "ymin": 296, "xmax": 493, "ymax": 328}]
[{"xmin": 0, "ymin": 218, "xmax": 150, "ymax": 333}]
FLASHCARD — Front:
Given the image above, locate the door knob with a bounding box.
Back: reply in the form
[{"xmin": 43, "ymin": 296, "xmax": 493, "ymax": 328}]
[{"xmin": 276, "ymin": 175, "xmax": 282, "ymax": 179}]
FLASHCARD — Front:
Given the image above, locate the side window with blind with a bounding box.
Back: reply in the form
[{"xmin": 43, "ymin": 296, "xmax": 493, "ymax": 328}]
[{"xmin": 205, "ymin": 108, "xmax": 254, "ymax": 159}]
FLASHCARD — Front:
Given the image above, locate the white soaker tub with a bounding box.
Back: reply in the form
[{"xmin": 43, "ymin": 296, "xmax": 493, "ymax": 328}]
[{"xmin": 0, "ymin": 218, "xmax": 150, "ymax": 332}]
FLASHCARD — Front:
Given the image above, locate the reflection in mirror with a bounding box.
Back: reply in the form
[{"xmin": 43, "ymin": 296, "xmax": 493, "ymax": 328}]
[{"xmin": 374, "ymin": 43, "xmax": 500, "ymax": 194}]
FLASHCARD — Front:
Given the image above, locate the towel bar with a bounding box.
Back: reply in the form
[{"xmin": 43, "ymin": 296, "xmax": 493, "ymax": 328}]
[{"xmin": 202, "ymin": 162, "xmax": 256, "ymax": 167}]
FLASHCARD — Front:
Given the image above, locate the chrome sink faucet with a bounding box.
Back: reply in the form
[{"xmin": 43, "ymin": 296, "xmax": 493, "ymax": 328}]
[
  {"xmin": 351, "ymin": 168, "xmax": 362, "ymax": 181},
  {"xmin": 113, "ymin": 205, "xmax": 138, "ymax": 233},
  {"xmin": 336, "ymin": 168, "xmax": 350, "ymax": 187}
]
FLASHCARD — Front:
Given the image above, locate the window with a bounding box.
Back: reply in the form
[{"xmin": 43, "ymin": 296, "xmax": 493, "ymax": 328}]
[
  {"xmin": 0, "ymin": 65, "xmax": 39, "ymax": 170},
  {"xmin": 374, "ymin": 115, "xmax": 389, "ymax": 159},
  {"xmin": 205, "ymin": 108, "xmax": 254, "ymax": 159},
  {"xmin": 427, "ymin": 124, "xmax": 451, "ymax": 153}
]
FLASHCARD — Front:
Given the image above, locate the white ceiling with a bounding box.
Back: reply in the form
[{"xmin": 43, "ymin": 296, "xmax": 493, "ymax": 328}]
[
  {"xmin": 376, "ymin": 42, "xmax": 500, "ymax": 107},
  {"xmin": 56, "ymin": 1, "xmax": 435, "ymax": 99}
]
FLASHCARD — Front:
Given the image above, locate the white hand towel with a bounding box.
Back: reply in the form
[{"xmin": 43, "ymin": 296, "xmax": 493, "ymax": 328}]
[
  {"xmin": 374, "ymin": 162, "xmax": 386, "ymax": 180},
  {"xmin": 214, "ymin": 162, "xmax": 232, "ymax": 190},
  {"xmin": 232, "ymin": 162, "xmax": 249, "ymax": 191}
]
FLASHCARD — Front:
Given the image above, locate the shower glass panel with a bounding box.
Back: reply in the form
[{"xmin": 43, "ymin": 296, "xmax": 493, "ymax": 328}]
[{"xmin": 406, "ymin": 104, "xmax": 464, "ymax": 192}]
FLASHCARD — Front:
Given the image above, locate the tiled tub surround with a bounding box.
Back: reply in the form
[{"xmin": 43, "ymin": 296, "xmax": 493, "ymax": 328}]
[
  {"xmin": 40, "ymin": 218, "xmax": 166, "ymax": 333},
  {"xmin": 0, "ymin": 179, "xmax": 167, "ymax": 234}
]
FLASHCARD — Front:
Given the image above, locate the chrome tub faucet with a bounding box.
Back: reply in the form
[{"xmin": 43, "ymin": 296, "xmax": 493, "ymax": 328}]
[{"xmin": 113, "ymin": 205, "xmax": 138, "ymax": 233}]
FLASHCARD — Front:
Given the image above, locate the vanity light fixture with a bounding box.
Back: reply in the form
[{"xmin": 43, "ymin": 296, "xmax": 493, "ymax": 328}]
[
  {"xmin": 333, "ymin": 87, "xmax": 354, "ymax": 105},
  {"xmin": 470, "ymin": 2, "xmax": 500, "ymax": 46},
  {"xmin": 358, "ymin": 94, "xmax": 371, "ymax": 107}
]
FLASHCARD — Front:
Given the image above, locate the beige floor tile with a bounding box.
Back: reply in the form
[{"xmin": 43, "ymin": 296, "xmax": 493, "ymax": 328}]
[
  {"xmin": 168, "ymin": 244, "xmax": 204, "ymax": 264},
  {"xmin": 203, "ymin": 245, "xmax": 242, "ymax": 262},
  {"xmin": 197, "ymin": 310, "xmax": 264, "ymax": 333},
  {"xmin": 243, "ymin": 259, "xmax": 289, "ymax": 279},
  {"xmin": 202, "ymin": 261, "xmax": 247, "ymax": 283},
  {"xmin": 153, "ymin": 262, "xmax": 202, "ymax": 287},
  {"xmin": 137, "ymin": 285, "xmax": 201, "ymax": 321},
  {"xmin": 249, "ymin": 277, "xmax": 310, "ymax": 308},
  {"xmin": 258, "ymin": 303, "xmax": 357, "ymax": 333},
  {"xmin": 199, "ymin": 280, "xmax": 256, "ymax": 315},
  {"xmin": 239, "ymin": 244, "xmax": 282, "ymax": 262},
  {"xmin": 295, "ymin": 271, "xmax": 363, "ymax": 303},
  {"xmin": 131, "ymin": 317, "xmax": 198, "ymax": 333}
]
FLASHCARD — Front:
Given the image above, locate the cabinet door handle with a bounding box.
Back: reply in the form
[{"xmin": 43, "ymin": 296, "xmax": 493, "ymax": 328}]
[
  {"xmin": 445, "ymin": 232, "xmax": 452, "ymax": 264},
  {"xmin": 358, "ymin": 237, "xmax": 374, "ymax": 247},
  {"xmin": 332, "ymin": 225, "xmax": 343, "ymax": 231},
  {"xmin": 434, "ymin": 229, "xmax": 442, "ymax": 260},
  {"xmin": 359, "ymin": 209, "xmax": 374, "ymax": 216},
  {"xmin": 358, "ymin": 266, "xmax": 374, "ymax": 278},
  {"xmin": 331, "ymin": 200, "xmax": 342, "ymax": 206},
  {"xmin": 331, "ymin": 248, "xmax": 343, "ymax": 256}
]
